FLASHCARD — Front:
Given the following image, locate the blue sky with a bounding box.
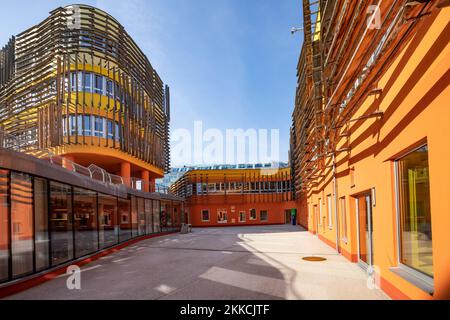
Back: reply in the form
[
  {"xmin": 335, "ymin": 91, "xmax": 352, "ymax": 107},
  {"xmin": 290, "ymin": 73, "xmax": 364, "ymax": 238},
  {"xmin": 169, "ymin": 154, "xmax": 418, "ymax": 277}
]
[{"xmin": 0, "ymin": 0, "xmax": 303, "ymax": 165}]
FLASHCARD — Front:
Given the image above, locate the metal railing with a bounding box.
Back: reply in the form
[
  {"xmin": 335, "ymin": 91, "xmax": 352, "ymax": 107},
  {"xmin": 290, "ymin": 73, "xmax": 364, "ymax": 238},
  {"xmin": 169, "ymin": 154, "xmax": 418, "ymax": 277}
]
[{"xmin": 0, "ymin": 127, "xmax": 172, "ymax": 195}]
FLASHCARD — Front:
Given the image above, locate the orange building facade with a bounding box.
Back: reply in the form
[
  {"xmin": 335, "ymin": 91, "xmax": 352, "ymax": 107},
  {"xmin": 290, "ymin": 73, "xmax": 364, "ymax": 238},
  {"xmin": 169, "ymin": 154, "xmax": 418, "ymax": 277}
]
[
  {"xmin": 171, "ymin": 167, "xmax": 297, "ymax": 227},
  {"xmin": 0, "ymin": 5, "xmax": 171, "ymax": 192},
  {"xmin": 291, "ymin": 1, "xmax": 450, "ymax": 299}
]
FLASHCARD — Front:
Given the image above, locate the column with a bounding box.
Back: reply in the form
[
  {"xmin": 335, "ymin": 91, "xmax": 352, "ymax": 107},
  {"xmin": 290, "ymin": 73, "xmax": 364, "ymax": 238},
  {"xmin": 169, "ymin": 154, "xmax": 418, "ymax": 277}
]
[
  {"xmin": 121, "ymin": 162, "xmax": 131, "ymax": 187},
  {"xmin": 141, "ymin": 170, "xmax": 150, "ymax": 193}
]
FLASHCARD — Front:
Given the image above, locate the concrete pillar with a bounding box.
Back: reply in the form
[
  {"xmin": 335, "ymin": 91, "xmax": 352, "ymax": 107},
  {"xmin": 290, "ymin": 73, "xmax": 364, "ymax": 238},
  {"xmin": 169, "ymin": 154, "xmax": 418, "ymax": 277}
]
[
  {"xmin": 141, "ymin": 170, "xmax": 150, "ymax": 193},
  {"xmin": 121, "ymin": 162, "xmax": 131, "ymax": 187}
]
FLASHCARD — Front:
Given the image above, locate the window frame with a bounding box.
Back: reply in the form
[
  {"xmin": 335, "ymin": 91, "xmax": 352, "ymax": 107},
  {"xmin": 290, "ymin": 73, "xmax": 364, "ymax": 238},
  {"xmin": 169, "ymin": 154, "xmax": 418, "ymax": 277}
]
[
  {"xmin": 339, "ymin": 197, "xmax": 348, "ymax": 243},
  {"xmin": 260, "ymin": 210, "xmax": 268, "ymax": 222},
  {"xmin": 393, "ymin": 143, "xmax": 434, "ymax": 292},
  {"xmin": 327, "ymin": 194, "xmax": 333, "ymax": 229},
  {"xmin": 239, "ymin": 211, "xmax": 246, "ymax": 223},
  {"xmin": 249, "ymin": 208, "xmax": 257, "ymax": 221},
  {"xmin": 94, "ymin": 74, "xmax": 104, "ymax": 95},
  {"xmin": 201, "ymin": 209, "xmax": 210, "ymax": 222}
]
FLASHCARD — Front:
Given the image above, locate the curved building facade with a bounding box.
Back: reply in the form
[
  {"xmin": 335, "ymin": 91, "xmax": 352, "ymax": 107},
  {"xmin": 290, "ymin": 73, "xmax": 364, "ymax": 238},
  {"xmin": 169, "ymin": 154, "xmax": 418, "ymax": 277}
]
[{"xmin": 0, "ymin": 5, "xmax": 171, "ymax": 188}]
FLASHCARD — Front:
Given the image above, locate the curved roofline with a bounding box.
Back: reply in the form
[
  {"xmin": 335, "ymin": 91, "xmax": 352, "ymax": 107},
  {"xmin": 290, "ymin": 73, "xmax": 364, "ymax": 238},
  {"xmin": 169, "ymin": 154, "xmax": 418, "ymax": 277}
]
[{"xmin": 63, "ymin": 4, "xmax": 121, "ymax": 25}]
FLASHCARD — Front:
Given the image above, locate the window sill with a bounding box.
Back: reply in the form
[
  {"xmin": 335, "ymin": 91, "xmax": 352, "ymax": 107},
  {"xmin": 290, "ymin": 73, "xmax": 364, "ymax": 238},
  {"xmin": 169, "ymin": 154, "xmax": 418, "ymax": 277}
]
[{"xmin": 389, "ymin": 266, "xmax": 434, "ymax": 295}]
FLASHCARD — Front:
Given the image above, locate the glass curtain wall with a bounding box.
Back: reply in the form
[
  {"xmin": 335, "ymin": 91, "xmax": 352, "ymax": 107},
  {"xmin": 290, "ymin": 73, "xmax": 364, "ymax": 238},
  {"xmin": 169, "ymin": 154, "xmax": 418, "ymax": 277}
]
[
  {"xmin": 145, "ymin": 199, "xmax": 153, "ymax": 234},
  {"xmin": 118, "ymin": 198, "xmax": 131, "ymax": 242},
  {"xmin": 49, "ymin": 182, "xmax": 73, "ymax": 266},
  {"xmin": 74, "ymin": 188, "xmax": 98, "ymax": 258},
  {"xmin": 0, "ymin": 170, "xmax": 9, "ymax": 282},
  {"xmin": 0, "ymin": 166, "xmax": 179, "ymax": 284},
  {"xmin": 34, "ymin": 178, "xmax": 49, "ymax": 272},
  {"xmin": 10, "ymin": 173, "xmax": 34, "ymax": 278},
  {"xmin": 153, "ymin": 200, "xmax": 161, "ymax": 233},
  {"xmin": 138, "ymin": 198, "xmax": 146, "ymax": 236},
  {"xmin": 131, "ymin": 196, "xmax": 138, "ymax": 237},
  {"xmin": 99, "ymin": 194, "xmax": 118, "ymax": 249},
  {"xmin": 160, "ymin": 201, "xmax": 167, "ymax": 231}
]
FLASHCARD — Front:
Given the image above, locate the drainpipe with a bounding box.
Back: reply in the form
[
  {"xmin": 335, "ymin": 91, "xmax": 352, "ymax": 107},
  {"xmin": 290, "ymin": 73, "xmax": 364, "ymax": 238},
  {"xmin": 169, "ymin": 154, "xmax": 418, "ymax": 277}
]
[{"xmin": 332, "ymin": 153, "xmax": 340, "ymax": 253}]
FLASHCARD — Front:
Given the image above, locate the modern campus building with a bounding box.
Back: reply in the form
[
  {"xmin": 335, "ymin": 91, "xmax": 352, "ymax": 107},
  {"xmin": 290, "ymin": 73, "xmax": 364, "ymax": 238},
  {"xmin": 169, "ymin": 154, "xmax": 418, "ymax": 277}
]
[
  {"xmin": 290, "ymin": 0, "xmax": 449, "ymax": 299},
  {"xmin": 0, "ymin": 5, "xmax": 183, "ymax": 290},
  {"xmin": 171, "ymin": 166, "xmax": 297, "ymax": 227},
  {"xmin": 0, "ymin": 4, "xmax": 171, "ymax": 191}
]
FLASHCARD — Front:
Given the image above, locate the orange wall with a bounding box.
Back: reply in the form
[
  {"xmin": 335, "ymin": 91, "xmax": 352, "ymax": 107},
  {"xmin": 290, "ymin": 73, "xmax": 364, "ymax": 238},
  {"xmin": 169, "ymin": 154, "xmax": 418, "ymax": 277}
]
[
  {"xmin": 187, "ymin": 196, "xmax": 297, "ymax": 227},
  {"xmin": 297, "ymin": 7, "xmax": 450, "ymax": 300}
]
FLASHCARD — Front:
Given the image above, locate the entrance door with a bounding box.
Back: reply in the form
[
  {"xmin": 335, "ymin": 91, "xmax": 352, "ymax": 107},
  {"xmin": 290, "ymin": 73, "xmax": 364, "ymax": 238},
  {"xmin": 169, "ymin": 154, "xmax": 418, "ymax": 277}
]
[
  {"xmin": 356, "ymin": 194, "xmax": 374, "ymax": 268},
  {"xmin": 285, "ymin": 210, "xmax": 291, "ymax": 224}
]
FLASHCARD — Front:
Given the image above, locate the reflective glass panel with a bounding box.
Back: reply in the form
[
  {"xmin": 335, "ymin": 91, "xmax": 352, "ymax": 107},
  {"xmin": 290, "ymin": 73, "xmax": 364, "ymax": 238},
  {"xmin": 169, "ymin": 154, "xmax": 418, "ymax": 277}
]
[{"xmin": 397, "ymin": 146, "xmax": 433, "ymax": 277}]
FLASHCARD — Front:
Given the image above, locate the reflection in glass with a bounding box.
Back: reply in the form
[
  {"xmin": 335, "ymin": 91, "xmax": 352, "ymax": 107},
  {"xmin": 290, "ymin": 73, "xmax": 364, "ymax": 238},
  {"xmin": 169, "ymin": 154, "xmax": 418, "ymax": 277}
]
[
  {"xmin": 398, "ymin": 146, "xmax": 433, "ymax": 277},
  {"xmin": 153, "ymin": 200, "xmax": 161, "ymax": 233},
  {"xmin": 50, "ymin": 182, "xmax": 73, "ymax": 266},
  {"xmin": 145, "ymin": 199, "xmax": 153, "ymax": 234},
  {"xmin": 131, "ymin": 197, "xmax": 138, "ymax": 237},
  {"xmin": 138, "ymin": 198, "xmax": 146, "ymax": 236},
  {"xmin": 99, "ymin": 194, "xmax": 118, "ymax": 249},
  {"xmin": 119, "ymin": 198, "xmax": 131, "ymax": 242},
  {"xmin": 34, "ymin": 178, "xmax": 49, "ymax": 272},
  {"xmin": 11, "ymin": 173, "xmax": 34, "ymax": 277},
  {"xmin": 74, "ymin": 188, "xmax": 98, "ymax": 258},
  {"xmin": 0, "ymin": 170, "xmax": 9, "ymax": 282}
]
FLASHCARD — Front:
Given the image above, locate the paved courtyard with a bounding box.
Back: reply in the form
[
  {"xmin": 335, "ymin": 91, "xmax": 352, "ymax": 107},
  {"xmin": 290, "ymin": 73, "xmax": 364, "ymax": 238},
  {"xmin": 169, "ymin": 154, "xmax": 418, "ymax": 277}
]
[{"xmin": 4, "ymin": 225, "xmax": 388, "ymax": 300}]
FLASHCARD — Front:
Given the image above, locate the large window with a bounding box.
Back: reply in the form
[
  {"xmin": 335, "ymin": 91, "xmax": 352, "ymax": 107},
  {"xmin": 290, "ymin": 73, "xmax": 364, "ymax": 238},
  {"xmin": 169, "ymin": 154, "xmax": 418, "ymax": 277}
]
[
  {"xmin": 239, "ymin": 212, "xmax": 246, "ymax": 223},
  {"xmin": 396, "ymin": 145, "xmax": 433, "ymax": 278},
  {"xmin": 0, "ymin": 170, "xmax": 9, "ymax": 282},
  {"xmin": 74, "ymin": 188, "xmax": 98, "ymax": 258},
  {"xmin": 131, "ymin": 197, "xmax": 139, "ymax": 237},
  {"xmin": 106, "ymin": 79, "xmax": 114, "ymax": 98},
  {"xmin": 201, "ymin": 210, "xmax": 210, "ymax": 222},
  {"xmin": 94, "ymin": 74, "xmax": 104, "ymax": 94},
  {"xmin": 49, "ymin": 182, "xmax": 73, "ymax": 266},
  {"xmin": 94, "ymin": 116, "xmax": 104, "ymax": 137},
  {"xmin": 138, "ymin": 198, "xmax": 146, "ymax": 236},
  {"xmin": 83, "ymin": 73, "xmax": 92, "ymax": 92},
  {"xmin": 161, "ymin": 201, "xmax": 172, "ymax": 229},
  {"xmin": 118, "ymin": 198, "xmax": 131, "ymax": 243},
  {"xmin": 153, "ymin": 200, "xmax": 161, "ymax": 233},
  {"xmin": 260, "ymin": 210, "xmax": 268, "ymax": 222},
  {"xmin": 10, "ymin": 173, "xmax": 34, "ymax": 278},
  {"xmin": 145, "ymin": 199, "xmax": 153, "ymax": 234},
  {"xmin": 63, "ymin": 115, "xmax": 120, "ymax": 141},
  {"xmin": 34, "ymin": 178, "xmax": 49, "ymax": 272},
  {"xmin": 83, "ymin": 115, "xmax": 92, "ymax": 136},
  {"xmin": 99, "ymin": 194, "xmax": 118, "ymax": 248}
]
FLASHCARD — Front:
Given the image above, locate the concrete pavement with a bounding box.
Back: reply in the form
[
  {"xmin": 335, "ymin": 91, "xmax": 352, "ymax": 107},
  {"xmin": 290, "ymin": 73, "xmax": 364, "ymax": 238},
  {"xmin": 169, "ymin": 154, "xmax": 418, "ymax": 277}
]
[{"xmin": 4, "ymin": 225, "xmax": 389, "ymax": 300}]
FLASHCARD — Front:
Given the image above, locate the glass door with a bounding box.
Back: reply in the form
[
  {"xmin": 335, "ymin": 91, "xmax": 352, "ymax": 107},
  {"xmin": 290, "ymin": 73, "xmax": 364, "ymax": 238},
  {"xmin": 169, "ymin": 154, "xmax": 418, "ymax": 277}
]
[{"xmin": 356, "ymin": 194, "xmax": 373, "ymax": 268}]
